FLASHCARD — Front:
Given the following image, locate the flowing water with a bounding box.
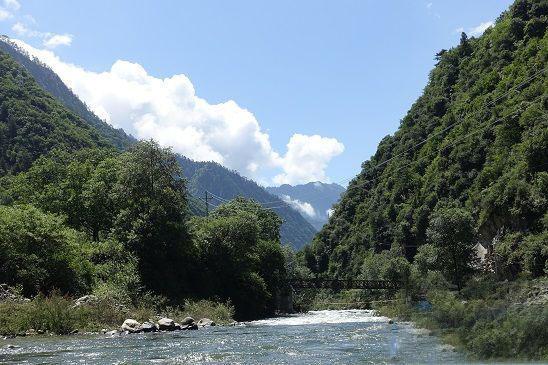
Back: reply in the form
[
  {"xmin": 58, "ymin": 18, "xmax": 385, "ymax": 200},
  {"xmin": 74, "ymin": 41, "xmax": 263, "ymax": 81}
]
[{"xmin": 0, "ymin": 309, "xmax": 475, "ymax": 364}]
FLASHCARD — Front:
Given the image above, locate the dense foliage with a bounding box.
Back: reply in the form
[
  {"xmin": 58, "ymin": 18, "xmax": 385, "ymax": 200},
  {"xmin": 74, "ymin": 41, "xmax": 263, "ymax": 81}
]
[
  {"xmin": 0, "ymin": 141, "xmax": 289, "ymax": 320},
  {"xmin": 306, "ymin": 0, "xmax": 547, "ymax": 285}
]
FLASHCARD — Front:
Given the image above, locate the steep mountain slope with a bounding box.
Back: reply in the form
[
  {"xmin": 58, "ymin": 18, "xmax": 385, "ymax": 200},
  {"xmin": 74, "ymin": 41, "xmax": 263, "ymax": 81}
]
[
  {"xmin": 0, "ymin": 36, "xmax": 133, "ymax": 150},
  {"xmin": 266, "ymin": 182, "xmax": 345, "ymax": 230},
  {"xmin": 307, "ymin": 0, "xmax": 547, "ymax": 277},
  {"xmin": 0, "ymin": 41, "xmax": 316, "ymax": 249},
  {"xmin": 178, "ymin": 156, "xmax": 317, "ymax": 249},
  {"xmin": 0, "ymin": 50, "xmax": 111, "ymax": 175}
]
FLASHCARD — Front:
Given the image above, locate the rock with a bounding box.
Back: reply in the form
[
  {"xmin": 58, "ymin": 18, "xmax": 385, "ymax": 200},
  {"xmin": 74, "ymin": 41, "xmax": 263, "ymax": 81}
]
[
  {"xmin": 140, "ymin": 321, "xmax": 157, "ymax": 333},
  {"xmin": 70, "ymin": 329, "xmax": 79, "ymax": 335},
  {"xmin": 25, "ymin": 329, "xmax": 36, "ymax": 336},
  {"xmin": 185, "ymin": 322, "xmax": 198, "ymax": 330},
  {"xmin": 440, "ymin": 344, "xmax": 456, "ymax": 352},
  {"xmin": 6, "ymin": 344, "xmax": 18, "ymax": 349},
  {"xmin": 121, "ymin": 319, "xmax": 142, "ymax": 333},
  {"xmin": 197, "ymin": 318, "xmax": 216, "ymax": 327},
  {"xmin": 388, "ymin": 319, "xmax": 394, "ymax": 324},
  {"xmin": 181, "ymin": 316, "xmax": 194, "ymax": 325},
  {"xmin": 73, "ymin": 295, "xmax": 98, "ymax": 307},
  {"xmin": 105, "ymin": 330, "xmax": 119, "ymax": 336},
  {"xmin": 157, "ymin": 317, "xmax": 176, "ymax": 331}
]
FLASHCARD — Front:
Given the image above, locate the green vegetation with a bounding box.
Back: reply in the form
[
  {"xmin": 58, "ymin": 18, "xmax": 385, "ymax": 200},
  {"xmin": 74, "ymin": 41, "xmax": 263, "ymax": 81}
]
[
  {"xmin": 0, "ymin": 140, "xmax": 288, "ymax": 328},
  {"xmin": 0, "ymin": 291, "xmax": 234, "ymax": 335},
  {"xmin": 299, "ymin": 0, "xmax": 547, "ymax": 360},
  {"xmin": 376, "ymin": 278, "xmax": 548, "ymax": 360}
]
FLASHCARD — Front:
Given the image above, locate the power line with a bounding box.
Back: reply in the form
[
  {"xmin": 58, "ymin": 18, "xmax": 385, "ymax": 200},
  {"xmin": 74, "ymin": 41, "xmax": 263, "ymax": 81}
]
[{"xmin": 335, "ymin": 67, "xmax": 546, "ymax": 186}]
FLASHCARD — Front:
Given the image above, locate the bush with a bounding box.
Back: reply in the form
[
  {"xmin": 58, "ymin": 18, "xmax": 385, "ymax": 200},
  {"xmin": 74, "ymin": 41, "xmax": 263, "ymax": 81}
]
[{"xmin": 0, "ymin": 205, "xmax": 94, "ymax": 297}]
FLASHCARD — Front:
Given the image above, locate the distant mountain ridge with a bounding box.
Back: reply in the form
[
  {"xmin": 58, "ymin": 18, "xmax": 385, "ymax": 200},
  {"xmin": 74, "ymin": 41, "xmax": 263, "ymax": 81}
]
[
  {"xmin": 266, "ymin": 182, "xmax": 345, "ymax": 230},
  {"xmin": 0, "ymin": 37, "xmax": 316, "ymax": 249}
]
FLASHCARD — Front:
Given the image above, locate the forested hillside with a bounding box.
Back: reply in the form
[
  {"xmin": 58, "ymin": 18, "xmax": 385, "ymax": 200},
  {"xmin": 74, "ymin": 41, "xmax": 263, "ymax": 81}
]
[
  {"xmin": 0, "ymin": 36, "xmax": 133, "ymax": 150},
  {"xmin": 0, "ymin": 51, "xmax": 111, "ymax": 175},
  {"xmin": 0, "ymin": 38, "xmax": 316, "ymax": 249},
  {"xmin": 306, "ymin": 0, "xmax": 547, "ymax": 279}
]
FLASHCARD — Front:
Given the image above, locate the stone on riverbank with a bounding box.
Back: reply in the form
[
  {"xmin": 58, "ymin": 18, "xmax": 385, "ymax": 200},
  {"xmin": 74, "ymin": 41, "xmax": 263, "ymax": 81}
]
[
  {"xmin": 157, "ymin": 318, "xmax": 176, "ymax": 331},
  {"xmin": 140, "ymin": 322, "xmax": 157, "ymax": 333},
  {"xmin": 181, "ymin": 316, "xmax": 194, "ymax": 325},
  {"xmin": 197, "ymin": 318, "xmax": 216, "ymax": 327},
  {"xmin": 121, "ymin": 319, "xmax": 141, "ymax": 333},
  {"xmin": 73, "ymin": 295, "xmax": 98, "ymax": 307}
]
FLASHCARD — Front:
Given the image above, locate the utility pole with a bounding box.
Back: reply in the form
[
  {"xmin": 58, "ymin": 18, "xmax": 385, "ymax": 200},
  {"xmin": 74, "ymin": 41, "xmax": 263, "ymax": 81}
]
[{"xmin": 204, "ymin": 190, "xmax": 209, "ymax": 217}]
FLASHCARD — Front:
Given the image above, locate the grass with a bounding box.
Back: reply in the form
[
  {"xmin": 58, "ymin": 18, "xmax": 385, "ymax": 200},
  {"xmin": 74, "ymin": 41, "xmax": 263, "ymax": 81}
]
[
  {"xmin": 0, "ymin": 292, "xmax": 235, "ymax": 336},
  {"xmin": 374, "ymin": 278, "xmax": 548, "ymax": 361}
]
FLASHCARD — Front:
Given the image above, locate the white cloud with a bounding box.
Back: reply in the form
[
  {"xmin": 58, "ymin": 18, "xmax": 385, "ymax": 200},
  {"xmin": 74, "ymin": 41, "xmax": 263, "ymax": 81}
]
[
  {"xmin": 43, "ymin": 34, "xmax": 72, "ymax": 48},
  {"xmin": 281, "ymin": 195, "xmax": 316, "ymax": 218},
  {"xmin": 3, "ymin": 0, "xmax": 19, "ymax": 11},
  {"xmin": 0, "ymin": 8, "xmax": 11, "ymax": 20},
  {"xmin": 426, "ymin": 2, "xmax": 432, "ymax": 9},
  {"xmin": 12, "ymin": 40, "xmax": 344, "ymax": 184},
  {"xmin": 12, "ymin": 22, "xmax": 73, "ymax": 49},
  {"xmin": 274, "ymin": 134, "xmax": 344, "ymax": 185},
  {"xmin": 456, "ymin": 21, "xmax": 494, "ymax": 37},
  {"xmin": 469, "ymin": 21, "xmax": 494, "ymax": 37}
]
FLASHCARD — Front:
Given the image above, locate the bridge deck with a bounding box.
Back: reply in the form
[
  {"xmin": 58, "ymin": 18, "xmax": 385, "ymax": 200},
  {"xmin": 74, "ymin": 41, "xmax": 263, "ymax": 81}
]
[{"xmin": 290, "ymin": 278, "xmax": 400, "ymax": 290}]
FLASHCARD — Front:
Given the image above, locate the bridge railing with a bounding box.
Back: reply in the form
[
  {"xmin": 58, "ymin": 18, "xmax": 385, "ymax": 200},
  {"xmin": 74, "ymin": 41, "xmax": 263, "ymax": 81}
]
[{"xmin": 289, "ymin": 278, "xmax": 401, "ymax": 290}]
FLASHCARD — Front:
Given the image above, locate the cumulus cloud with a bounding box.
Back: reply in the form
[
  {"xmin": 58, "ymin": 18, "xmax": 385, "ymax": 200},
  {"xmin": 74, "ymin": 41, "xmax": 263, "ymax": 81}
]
[
  {"xmin": 274, "ymin": 134, "xmax": 344, "ymax": 185},
  {"xmin": 13, "ymin": 40, "xmax": 344, "ymax": 184},
  {"xmin": 281, "ymin": 195, "xmax": 316, "ymax": 218}
]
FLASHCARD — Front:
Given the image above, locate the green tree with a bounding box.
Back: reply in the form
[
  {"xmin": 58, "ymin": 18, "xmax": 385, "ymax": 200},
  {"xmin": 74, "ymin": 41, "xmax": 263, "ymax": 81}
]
[
  {"xmin": 112, "ymin": 140, "xmax": 195, "ymax": 298},
  {"xmin": 426, "ymin": 207, "xmax": 478, "ymax": 288}
]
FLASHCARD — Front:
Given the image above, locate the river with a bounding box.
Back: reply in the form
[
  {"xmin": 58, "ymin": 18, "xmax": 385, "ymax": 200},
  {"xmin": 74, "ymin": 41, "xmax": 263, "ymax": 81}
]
[{"xmin": 0, "ymin": 309, "xmax": 473, "ymax": 364}]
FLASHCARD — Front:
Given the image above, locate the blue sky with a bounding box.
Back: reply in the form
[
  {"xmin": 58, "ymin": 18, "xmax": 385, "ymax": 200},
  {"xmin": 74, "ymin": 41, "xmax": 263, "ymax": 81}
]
[{"xmin": 0, "ymin": 0, "xmax": 514, "ymax": 186}]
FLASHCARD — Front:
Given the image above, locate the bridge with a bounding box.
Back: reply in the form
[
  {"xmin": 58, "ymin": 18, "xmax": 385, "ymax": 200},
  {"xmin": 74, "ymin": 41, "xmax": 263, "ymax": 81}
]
[{"xmin": 289, "ymin": 278, "xmax": 401, "ymax": 290}]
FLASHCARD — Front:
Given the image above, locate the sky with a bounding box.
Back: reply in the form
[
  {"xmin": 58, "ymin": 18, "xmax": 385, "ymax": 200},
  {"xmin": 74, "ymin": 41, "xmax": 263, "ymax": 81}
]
[{"xmin": 0, "ymin": 0, "xmax": 514, "ymax": 186}]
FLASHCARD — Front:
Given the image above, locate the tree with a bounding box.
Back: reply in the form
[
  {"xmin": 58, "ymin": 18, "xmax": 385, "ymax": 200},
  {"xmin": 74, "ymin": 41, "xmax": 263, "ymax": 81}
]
[
  {"xmin": 426, "ymin": 207, "xmax": 478, "ymax": 289},
  {"xmin": 112, "ymin": 140, "xmax": 195, "ymax": 298}
]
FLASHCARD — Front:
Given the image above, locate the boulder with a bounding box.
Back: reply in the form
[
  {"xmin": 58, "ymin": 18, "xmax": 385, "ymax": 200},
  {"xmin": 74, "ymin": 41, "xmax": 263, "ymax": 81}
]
[
  {"xmin": 121, "ymin": 319, "xmax": 141, "ymax": 333},
  {"xmin": 140, "ymin": 322, "xmax": 157, "ymax": 333},
  {"xmin": 181, "ymin": 316, "xmax": 194, "ymax": 325},
  {"xmin": 157, "ymin": 317, "xmax": 176, "ymax": 331},
  {"xmin": 105, "ymin": 330, "xmax": 120, "ymax": 336},
  {"xmin": 73, "ymin": 295, "xmax": 98, "ymax": 307},
  {"xmin": 185, "ymin": 322, "xmax": 198, "ymax": 330},
  {"xmin": 197, "ymin": 318, "xmax": 216, "ymax": 327}
]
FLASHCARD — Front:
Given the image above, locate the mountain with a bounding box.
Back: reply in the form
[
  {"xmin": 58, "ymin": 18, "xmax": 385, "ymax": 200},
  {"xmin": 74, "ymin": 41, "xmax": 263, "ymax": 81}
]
[
  {"xmin": 0, "ymin": 38, "xmax": 316, "ymax": 249},
  {"xmin": 0, "ymin": 36, "xmax": 133, "ymax": 150},
  {"xmin": 0, "ymin": 50, "xmax": 112, "ymax": 175},
  {"xmin": 266, "ymin": 182, "xmax": 345, "ymax": 230},
  {"xmin": 178, "ymin": 156, "xmax": 317, "ymax": 249},
  {"xmin": 306, "ymin": 0, "xmax": 547, "ymax": 278}
]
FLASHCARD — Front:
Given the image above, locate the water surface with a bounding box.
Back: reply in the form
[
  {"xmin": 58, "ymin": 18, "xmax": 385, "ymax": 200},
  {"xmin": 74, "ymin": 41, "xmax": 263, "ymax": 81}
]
[{"xmin": 0, "ymin": 309, "xmax": 472, "ymax": 364}]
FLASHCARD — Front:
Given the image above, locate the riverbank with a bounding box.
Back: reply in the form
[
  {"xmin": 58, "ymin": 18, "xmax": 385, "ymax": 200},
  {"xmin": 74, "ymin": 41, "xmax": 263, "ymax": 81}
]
[
  {"xmin": 0, "ymin": 288, "xmax": 234, "ymax": 337},
  {"xmin": 374, "ymin": 277, "xmax": 548, "ymax": 361}
]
